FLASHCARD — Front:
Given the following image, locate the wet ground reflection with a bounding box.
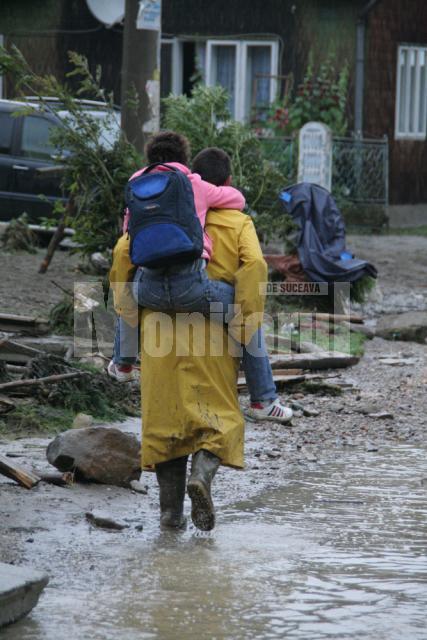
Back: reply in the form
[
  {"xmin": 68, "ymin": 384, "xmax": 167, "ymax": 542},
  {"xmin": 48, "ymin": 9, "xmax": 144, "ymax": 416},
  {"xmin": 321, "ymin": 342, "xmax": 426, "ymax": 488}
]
[{"xmin": 4, "ymin": 445, "xmax": 426, "ymax": 640}]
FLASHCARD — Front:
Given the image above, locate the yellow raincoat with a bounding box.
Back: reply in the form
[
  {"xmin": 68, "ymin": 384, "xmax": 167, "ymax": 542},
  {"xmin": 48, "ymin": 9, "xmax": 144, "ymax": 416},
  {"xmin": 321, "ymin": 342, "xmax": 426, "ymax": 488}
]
[{"xmin": 109, "ymin": 209, "xmax": 267, "ymax": 469}]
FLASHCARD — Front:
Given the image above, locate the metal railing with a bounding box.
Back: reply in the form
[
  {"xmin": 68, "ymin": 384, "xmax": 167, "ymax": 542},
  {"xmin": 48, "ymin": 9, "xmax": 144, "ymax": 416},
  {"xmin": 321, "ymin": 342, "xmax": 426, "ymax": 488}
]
[{"xmin": 258, "ymin": 134, "xmax": 389, "ymax": 207}]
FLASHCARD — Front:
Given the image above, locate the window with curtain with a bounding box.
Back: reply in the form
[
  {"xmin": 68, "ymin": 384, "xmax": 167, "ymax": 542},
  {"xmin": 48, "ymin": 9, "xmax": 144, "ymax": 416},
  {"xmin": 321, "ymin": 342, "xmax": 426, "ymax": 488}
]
[
  {"xmin": 395, "ymin": 45, "xmax": 427, "ymax": 139},
  {"xmin": 165, "ymin": 38, "xmax": 278, "ymax": 122},
  {"xmin": 245, "ymin": 45, "xmax": 272, "ymax": 120},
  {"xmin": 210, "ymin": 44, "xmax": 237, "ymax": 115}
]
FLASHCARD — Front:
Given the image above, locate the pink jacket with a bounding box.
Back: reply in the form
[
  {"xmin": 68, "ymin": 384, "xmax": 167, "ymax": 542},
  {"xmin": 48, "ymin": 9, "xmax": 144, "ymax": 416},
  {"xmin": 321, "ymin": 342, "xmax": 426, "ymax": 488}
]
[{"xmin": 123, "ymin": 162, "xmax": 245, "ymax": 260}]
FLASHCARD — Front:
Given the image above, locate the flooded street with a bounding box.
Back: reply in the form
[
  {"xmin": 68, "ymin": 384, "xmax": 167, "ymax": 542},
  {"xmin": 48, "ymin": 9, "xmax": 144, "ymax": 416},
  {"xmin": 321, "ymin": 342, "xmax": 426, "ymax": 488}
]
[{"xmin": 3, "ymin": 444, "xmax": 426, "ymax": 640}]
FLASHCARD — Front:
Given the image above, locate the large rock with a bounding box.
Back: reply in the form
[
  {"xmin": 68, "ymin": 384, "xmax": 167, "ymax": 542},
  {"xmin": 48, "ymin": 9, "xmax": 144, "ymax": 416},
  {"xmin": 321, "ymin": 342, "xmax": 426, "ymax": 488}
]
[
  {"xmin": 376, "ymin": 311, "xmax": 427, "ymax": 343},
  {"xmin": 46, "ymin": 427, "xmax": 141, "ymax": 487},
  {"xmin": 0, "ymin": 563, "xmax": 49, "ymax": 628}
]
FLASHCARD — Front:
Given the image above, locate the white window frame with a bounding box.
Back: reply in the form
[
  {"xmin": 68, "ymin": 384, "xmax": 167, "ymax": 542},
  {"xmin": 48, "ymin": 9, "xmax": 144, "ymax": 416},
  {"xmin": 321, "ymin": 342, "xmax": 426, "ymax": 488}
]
[
  {"xmin": 395, "ymin": 44, "xmax": 427, "ymax": 140},
  {"xmin": 241, "ymin": 40, "xmax": 279, "ymax": 120},
  {"xmin": 164, "ymin": 37, "xmax": 279, "ymax": 122}
]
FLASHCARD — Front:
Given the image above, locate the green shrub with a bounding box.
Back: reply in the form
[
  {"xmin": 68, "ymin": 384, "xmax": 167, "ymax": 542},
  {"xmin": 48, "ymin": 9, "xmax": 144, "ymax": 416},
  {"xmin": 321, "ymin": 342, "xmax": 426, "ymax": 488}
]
[{"xmin": 163, "ymin": 85, "xmax": 296, "ymax": 245}]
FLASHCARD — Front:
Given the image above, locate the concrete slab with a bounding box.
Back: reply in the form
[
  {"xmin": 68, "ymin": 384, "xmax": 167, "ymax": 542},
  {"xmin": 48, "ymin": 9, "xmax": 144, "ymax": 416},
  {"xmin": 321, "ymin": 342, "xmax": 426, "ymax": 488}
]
[
  {"xmin": 376, "ymin": 311, "xmax": 427, "ymax": 343},
  {"xmin": 0, "ymin": 563, "xmax": 49, "ymax": 627}
]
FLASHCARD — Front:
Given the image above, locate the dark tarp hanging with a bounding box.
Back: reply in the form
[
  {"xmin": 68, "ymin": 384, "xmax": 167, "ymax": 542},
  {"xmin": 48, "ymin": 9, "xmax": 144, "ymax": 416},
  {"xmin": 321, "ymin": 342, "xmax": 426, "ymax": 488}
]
[{"xmin": 280, "ymin": 182, "xmax": 377, "ymax": 283}]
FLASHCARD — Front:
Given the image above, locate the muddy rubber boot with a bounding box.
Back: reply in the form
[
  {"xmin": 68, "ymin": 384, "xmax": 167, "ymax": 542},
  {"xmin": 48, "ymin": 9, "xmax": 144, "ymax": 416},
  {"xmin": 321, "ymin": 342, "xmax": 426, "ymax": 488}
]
[
  {"xmin": 187, "ymin": 449, "xmax": 220, "ymax": 531},
  {"xmin": 155, "ymin": 456, "xmax": 188, "ymax": 529}
]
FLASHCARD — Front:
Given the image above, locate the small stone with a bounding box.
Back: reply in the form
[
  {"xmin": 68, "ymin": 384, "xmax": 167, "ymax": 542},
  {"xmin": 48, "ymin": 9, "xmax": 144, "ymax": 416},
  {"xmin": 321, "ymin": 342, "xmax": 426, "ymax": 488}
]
[
  {"xmin": 134, "ymin": 524, "xmax": 144, "ymax": 532},
  {"xmin": 368, "ymin": 411, "xmax": 394, "ymax": 420},
  {"xmin": 305, "ymin": 453, "xmax": 318, "ymax": 462},
  {"xmin": 85, "ymin": 511, "xmax": 129, "ymax": 531},
  {"xmin": 130, "ymin": 480, "xmax": 148, "ymax": 494},
  {"xmin": 265, "ymin": 450, "xmax": 280, "ymax": 459},
  {"xmin": 90, "ymin": 252, "xmax": 110, "ymax": 273},
  {"xmin": 72, "ymin": 413, "xmax": 94, "ymax": 429},
  {"xmin": 290, "ymin": 401, "xmax": 304, "ymax": 411},
  {"xmin": 365, "ymin": 442, "xmax": 379, "ymax": 452},
  {"xmin": 303, "ymin": 408, "xmax": 320, "ymax": 417}
]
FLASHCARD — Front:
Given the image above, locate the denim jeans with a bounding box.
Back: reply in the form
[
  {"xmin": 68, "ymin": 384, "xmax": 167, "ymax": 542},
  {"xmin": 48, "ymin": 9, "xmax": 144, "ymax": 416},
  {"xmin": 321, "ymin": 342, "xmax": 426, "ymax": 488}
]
[{"xmin": 113, "ymin": 265, "xmax": 277, "ymax": 403}]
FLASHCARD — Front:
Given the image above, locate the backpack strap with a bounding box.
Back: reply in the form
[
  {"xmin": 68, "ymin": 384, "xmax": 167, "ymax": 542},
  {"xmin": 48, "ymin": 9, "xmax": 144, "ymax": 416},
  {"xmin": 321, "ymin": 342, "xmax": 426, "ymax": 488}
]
[{"xmin": 141, "ymin": 162, "xmax": 179, "ymax": 175}]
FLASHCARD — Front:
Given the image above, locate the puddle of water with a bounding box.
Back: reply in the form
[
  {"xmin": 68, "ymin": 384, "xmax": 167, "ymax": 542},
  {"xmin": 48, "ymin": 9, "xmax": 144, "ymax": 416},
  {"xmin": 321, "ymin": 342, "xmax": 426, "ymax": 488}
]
[{"xmin": 3, "ymin": 446, "xmax": 427, "ymax": 640}]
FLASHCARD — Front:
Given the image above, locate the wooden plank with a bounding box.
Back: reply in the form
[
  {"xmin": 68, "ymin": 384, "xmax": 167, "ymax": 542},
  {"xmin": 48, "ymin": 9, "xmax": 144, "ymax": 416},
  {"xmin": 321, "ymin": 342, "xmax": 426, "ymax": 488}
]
[
  {"xmin": 0, "ymin": 337, "xmax": 43, "ymax": 363},
  {"xmin": 0, "ymin": 313, "xmax": 49, "ymax": 336},
  {"xmin": 0, "ymin": 371, "xmax": 84, "ymax": 392},
  {"xmin": 0, "ymin": 338, "xmax": 43, "ymax": 357},
  {"xmin": 290, "ymin": 312, "xmax": 364, "ymax": 325},
  {"xmin": 270, "ymin": 351, "xmax": 359, "ymax": 370},
  {"xmin": 0, "ymin": 454, "xmax": 40, "ymax": 489},
  {"xmin": 270, "ymin": 368, "xmax": 303, "ymax": 376},
  {"xmin": 238, "ymin": 373, "xmax": 307, "ymax": 391}
]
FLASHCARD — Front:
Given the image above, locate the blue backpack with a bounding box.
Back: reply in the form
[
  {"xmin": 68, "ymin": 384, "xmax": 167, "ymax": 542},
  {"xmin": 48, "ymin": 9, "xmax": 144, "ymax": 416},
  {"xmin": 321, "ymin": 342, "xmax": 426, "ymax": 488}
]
[{"xmin": 125, "ymin": 163, "xmax": 204, "ymax": 268}]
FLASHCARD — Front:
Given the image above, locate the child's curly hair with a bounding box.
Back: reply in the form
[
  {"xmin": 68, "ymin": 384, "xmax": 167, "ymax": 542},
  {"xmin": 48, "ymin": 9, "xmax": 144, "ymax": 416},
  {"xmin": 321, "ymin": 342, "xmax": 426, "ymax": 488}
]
[{"xmin": 145, "ymin": 131, "xmax": 191, "ymax": 166}]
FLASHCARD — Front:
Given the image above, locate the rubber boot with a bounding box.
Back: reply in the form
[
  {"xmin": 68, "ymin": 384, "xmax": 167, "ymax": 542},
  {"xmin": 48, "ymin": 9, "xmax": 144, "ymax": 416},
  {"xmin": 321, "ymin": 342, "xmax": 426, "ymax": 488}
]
[
  {"xmin": 187, "ymin": 449, "xmax": 220, "ymax": 531},
  {"xmin": 155, "ymin": 456, "xmax": 188, "ymax": 529}
]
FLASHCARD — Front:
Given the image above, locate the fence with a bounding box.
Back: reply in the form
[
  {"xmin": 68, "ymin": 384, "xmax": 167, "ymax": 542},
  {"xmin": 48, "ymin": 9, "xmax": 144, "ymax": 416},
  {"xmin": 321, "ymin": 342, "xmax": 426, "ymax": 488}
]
[{"xmin": 259, "ymin": 134, "xmax": 389, "ymax": 212}]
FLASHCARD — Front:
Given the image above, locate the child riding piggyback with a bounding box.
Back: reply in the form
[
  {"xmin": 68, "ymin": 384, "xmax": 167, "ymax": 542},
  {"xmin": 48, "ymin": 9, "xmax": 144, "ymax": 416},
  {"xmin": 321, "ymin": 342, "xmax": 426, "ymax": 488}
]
[{"xmin": 122, "ymin": 131, "xmax": 245, "ymax": 258}]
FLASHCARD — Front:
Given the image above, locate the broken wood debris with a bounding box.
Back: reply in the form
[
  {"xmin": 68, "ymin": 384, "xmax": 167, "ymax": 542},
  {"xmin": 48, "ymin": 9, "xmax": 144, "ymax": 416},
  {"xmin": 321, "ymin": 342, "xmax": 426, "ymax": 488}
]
[
  {"xmin": 0, "ymin": 313, "xmax": 49, "ymax": 336},
  {"xmin": 265, "ymin": 332, "xmax": 347, "ymax": 355},
  {"xmin": 0, "ymin": 333, "xmax": 73, "ymax": 364},
  {"xmin": 238, "ymin": 369, "xmax": 328, "ymax": 391},
  {"xmin": 270, "ymin": 351, "xmax": 359, "ymax": 370},
  {"xmin": 39, "ymin": 471, "xmax": 74, "ymax": 487},
  {"xmin": 0, "ymin": 454, "xmax": 41, "ymax": 489},
  {"xmin": 0, "ymin": 335, "xmax": 43, "ymax": 360},
  {"xmin": 0, "ymin": 371, "xmax": 85, "ymax": 393},
  {"xmin": 0, "ymin": 394, "xmax": 16, "ymax": 413},
  {"xmin": 290, "ymin": 312, "xmax": 364, "ymax": 325}
]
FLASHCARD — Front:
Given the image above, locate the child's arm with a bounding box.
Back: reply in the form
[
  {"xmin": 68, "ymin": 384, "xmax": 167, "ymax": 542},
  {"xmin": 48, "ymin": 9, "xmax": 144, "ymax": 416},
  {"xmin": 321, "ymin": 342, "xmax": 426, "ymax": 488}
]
[{"xmin": 204, "ymin": 180, "xmax": 245, "ymax": 211}]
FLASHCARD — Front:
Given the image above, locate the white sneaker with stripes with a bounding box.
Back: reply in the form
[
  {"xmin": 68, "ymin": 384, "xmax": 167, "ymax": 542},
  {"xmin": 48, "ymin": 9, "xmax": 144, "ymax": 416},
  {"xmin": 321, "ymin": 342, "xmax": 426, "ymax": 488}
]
[{"xmin": 244, "ymin": 398, "xmax": 293, "ymax": 424}]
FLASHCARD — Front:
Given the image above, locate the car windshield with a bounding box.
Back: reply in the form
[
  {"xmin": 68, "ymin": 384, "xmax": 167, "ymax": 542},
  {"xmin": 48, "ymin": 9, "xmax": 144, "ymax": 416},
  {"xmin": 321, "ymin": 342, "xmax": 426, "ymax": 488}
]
[{"xmin": 57, "ymin": 109, "xmax": 121, "ymax": 149}]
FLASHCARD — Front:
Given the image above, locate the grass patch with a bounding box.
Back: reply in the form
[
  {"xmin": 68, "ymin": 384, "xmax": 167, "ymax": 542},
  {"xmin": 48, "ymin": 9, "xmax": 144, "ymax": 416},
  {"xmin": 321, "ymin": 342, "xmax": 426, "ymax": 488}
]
[
  {"xmin": 0, "ymin": 404, "xmax": 75, "ymax": 439},
  {"xmin": 298, "ymin": 326, "xmax": 366, "ymax": 356},
  {"xmin": 385, "ymin": 226, "xmax": 427, "ymax": 237},
  {"xmin": 0, "ymin": 356, "xmax": 140, "ymax": 439}
]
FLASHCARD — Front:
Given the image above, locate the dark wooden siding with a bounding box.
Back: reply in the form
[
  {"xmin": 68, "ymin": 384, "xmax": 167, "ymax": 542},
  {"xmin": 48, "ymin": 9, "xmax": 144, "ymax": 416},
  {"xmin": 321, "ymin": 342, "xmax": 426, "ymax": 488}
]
[
  {"xmin": 364, "ymin": 0, "xmax": 427, "ymax": 203},
  {"xmin": 2, "ymin": 0, "xmax": 122, "ymax": 102},
  {"xmin": 163, "ymin": 0, "xmax": 362, "ymax": 90}
]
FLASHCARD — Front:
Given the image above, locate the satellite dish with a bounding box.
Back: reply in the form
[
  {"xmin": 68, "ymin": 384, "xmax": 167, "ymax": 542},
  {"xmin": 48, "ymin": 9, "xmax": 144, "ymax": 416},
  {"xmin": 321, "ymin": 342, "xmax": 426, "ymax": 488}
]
[{"xmin": 86, "ymin": 0, "xmax": 125, "ymax": 27}]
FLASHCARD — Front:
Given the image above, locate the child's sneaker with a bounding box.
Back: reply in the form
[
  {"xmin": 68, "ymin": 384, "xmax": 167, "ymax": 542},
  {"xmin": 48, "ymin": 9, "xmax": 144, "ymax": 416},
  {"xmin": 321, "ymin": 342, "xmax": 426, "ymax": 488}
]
[
  {"xmin": 107, "ymin": 360, "xmax": 138, "ymax": 383},
  {"xmin": 244, "ymin": 398, "xmax": 293, "ymax": 424}
]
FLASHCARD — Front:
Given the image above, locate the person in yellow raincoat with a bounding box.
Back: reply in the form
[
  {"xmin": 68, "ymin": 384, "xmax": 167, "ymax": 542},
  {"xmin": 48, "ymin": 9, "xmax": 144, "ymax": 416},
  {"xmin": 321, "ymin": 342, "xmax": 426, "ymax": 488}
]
[{"xmin": 110, "ymin": 148, "xmax": 272, "ymax": 531}]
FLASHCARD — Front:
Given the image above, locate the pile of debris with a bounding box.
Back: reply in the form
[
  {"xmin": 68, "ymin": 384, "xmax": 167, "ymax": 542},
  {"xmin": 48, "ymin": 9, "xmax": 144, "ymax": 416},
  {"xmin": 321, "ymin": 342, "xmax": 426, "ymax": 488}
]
[{"xmin": 0, "ymin": 312, "xmax": 139, "ymax": 436}]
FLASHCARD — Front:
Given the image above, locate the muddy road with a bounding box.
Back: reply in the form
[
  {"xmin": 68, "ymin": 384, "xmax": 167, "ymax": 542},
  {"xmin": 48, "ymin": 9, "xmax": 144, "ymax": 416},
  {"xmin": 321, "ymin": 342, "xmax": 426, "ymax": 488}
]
[
  {"xmin": 0, "ymin": 234, "xmax": 426, "ymax": 318},
  {"xmin": 1, "ymin": 335, "xmax": 426, "ymax": 639},
  {"xmin": 1, "ymin": 232, "xmax": 426, "ymax": 638}
]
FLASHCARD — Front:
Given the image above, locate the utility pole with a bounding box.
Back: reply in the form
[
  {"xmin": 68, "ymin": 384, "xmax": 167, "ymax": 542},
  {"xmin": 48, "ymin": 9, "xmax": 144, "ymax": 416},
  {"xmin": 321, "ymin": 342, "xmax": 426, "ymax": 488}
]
[{"xmin": 121, "ymin": 0, "xmax": 161, "ymax": 154}]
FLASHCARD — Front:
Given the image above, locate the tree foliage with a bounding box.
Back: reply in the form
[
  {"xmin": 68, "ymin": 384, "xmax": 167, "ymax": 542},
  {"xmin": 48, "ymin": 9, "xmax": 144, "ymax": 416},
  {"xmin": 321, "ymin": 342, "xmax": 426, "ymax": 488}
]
[{"xmin": 163, "ymin": 85, "xmax": 296, "ymax": 243}]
